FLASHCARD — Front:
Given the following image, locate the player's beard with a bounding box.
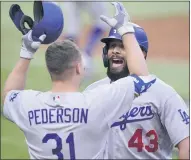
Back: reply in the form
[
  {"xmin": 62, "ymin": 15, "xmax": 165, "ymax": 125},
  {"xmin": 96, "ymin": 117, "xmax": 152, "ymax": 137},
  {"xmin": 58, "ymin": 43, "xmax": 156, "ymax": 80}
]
[{"xmin": 107, "ymin": 62, "xmax": 130, "ymax": 82}]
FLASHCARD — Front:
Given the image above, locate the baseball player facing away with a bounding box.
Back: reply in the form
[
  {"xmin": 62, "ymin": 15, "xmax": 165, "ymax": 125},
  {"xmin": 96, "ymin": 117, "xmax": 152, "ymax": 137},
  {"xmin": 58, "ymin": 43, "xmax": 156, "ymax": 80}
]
[
  {"xmin": 3, "ymin": 2, "xmax": 156, "ymax": 159},
  {"xmin": 85, "ymin": 6, "xmax": 190, "ymax": 160}
]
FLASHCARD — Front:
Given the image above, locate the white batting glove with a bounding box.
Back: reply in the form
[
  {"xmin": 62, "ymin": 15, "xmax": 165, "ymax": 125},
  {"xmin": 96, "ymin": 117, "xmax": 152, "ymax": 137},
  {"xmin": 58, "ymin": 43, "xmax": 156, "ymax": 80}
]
[
  {"xmin": 100, "ymin": 2, "xmax": 134, "ymax": 36},
  {"xmin": 20, "ymin": 30, "xmax": 46, "ymax": 59}
]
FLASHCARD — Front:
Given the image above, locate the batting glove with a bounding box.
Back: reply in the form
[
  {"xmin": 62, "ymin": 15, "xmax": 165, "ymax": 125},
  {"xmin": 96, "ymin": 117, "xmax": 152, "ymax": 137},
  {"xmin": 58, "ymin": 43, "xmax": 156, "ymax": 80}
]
[
  {"xmin": 100, "ymin": 2, "xmax": 134, "ymax": 36},
  {"xmin": 20, "ymin": 30, "xmax": 46, "ymax": 59}
]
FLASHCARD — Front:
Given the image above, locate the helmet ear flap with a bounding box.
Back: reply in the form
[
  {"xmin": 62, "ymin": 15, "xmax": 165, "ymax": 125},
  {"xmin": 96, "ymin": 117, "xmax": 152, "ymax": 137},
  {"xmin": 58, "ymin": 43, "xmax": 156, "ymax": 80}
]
[{"xmin": 102, "ymin": 45, "xmax": 109, "ymax": 68}]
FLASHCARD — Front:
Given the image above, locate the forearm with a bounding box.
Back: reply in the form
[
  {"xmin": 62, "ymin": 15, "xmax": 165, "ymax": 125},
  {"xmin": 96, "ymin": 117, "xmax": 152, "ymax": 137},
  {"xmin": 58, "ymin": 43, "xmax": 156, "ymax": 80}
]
[
  {"xmin": 177, "ymin": 137, "xmax": 189, "ymax": 160},
  {"xmin": 122, "ymin": 33, "xmax": 149, "ymax": 76},
  {"xmin": 3, "ymin": 58, "xmax": 31, "ymax": 101},
  {"xmin": 179, "ymin": 148, "xmax": 189, "ymax": 159}
]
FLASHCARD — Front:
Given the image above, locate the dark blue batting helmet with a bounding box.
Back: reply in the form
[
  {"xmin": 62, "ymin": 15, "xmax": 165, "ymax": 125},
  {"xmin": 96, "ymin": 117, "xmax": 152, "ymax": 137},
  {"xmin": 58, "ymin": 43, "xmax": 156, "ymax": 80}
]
[
  {"xmin": 101, "ymin": 23, "xmax": 148, "ymax": 53},
  {"xmin": 9, "ymin": 1, "xmax": 64, "ymax": 44}
]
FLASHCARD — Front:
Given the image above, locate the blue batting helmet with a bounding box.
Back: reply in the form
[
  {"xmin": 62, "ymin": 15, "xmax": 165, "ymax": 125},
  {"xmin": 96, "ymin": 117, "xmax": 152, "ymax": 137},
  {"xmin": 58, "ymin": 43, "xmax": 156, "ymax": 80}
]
[
  {"xmin": 101, "ymin": 23, "xmax": 148, "ymax": 67},
  {"xmin": 9, "ymin": 1, "xmax": 64, "ymax": 44},
  {"xmin": 101, "ymin": 23, "xmax": 148, "ymax": 53}
]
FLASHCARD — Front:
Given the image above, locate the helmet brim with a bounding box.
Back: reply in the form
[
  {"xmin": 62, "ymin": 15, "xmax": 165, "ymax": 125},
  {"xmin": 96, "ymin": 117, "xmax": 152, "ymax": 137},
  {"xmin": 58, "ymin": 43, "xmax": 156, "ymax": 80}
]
[{"xmin": 101, "ymin": 37, "xmax": 122, "ymax": 44}]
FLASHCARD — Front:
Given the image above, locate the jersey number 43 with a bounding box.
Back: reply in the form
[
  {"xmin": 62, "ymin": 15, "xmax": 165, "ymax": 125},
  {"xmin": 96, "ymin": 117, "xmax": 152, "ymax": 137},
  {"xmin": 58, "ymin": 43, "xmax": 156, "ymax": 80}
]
[
  {"xmin": 42, "ymin": 132, "xmax": 75, "ymax": 160},
  {"xmin": 128, "ymin": 129, "xmax": 158, "ymax": 152}
]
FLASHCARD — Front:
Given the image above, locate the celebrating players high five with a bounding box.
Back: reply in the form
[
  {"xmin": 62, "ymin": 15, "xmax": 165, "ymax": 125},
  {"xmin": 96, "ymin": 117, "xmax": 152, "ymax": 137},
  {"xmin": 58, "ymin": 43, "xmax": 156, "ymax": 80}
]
[{"xmin": 3, "ymin": 2, "xmax": 156, "ymax": 159}]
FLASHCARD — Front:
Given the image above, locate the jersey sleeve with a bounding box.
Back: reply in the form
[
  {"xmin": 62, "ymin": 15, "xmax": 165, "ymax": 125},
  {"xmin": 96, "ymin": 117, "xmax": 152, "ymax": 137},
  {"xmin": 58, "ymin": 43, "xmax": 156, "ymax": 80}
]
[
  {"xmin": 3, "ymin": 90, "xmax": 23, "ymax": 123},
  {"xmin": 84, "ymin": 77, "xmax": 110, "ymax": 91},
  {"xmin": 102, "ymin": 77, "xmax": 135, "ymax": 126},
  {"xmin": 3, "ymin": 89, "xmax": 39, "ymax": 128},
  {"xmin": 98, "ymin": 75, "xmax": 156, "ymax": 127},
  {"xmin": 84, "ymin": 76, "xmax": 135, "ymax": 127},
  {"xmin": 160, "ymin": 93, "xmax": 189, "ymax": 147}
]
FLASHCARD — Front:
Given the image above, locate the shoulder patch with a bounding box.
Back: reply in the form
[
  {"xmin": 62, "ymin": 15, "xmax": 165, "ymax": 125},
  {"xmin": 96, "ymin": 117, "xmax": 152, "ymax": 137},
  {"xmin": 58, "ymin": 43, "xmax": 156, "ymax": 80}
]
[{"xmin": 9, "ymin": 92, "xmax": 19, "ymax": 102}]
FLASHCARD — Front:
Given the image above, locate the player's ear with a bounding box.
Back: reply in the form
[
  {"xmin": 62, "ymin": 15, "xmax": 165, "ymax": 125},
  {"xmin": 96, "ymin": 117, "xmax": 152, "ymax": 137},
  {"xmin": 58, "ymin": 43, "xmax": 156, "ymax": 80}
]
[
  {"xmin": 76, "ymin": 62, "xmax": 82, "ymax": 75},
  {"xmin": 76, "ymin": 61, "xmax": 85, "ymax": 76},
  {"xmin": 76, "ymin": 63, "xmax": 80, "ymax": 75}
]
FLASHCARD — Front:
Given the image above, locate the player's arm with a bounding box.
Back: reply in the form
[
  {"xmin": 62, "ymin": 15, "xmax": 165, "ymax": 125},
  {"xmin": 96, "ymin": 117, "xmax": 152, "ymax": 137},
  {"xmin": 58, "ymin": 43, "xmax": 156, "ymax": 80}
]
[
  {"xmin": 160, "ymin": 93, "xmax": 189, "ymax": 159},
  {"xmin": 84, "ymin": 75, "xmax": 156, "ymax": 127},
  {"xmin": 3, "ymin": 59, "xmax": 30, "ymax": 103},
  {"xmin": 2, "ymin": 31, "xmax": 46, "ymax": 104},
  {"xmin": 3, "ymin": 30, "xmax": 45, "ymax": 122},
  {"xmin": 122, "ymin": 34, "xmax": 148, "ymax": 76},
  {"xmin": 177, "ymin": 137, "xmax": 189, "ymax": 160},
  {"xmin": 100, "ymin": 2, "xmax": 149, "ymax": 76},
  {"xmin": 84, "ymin": 77, "xmax": 110, "ymax": 91}
]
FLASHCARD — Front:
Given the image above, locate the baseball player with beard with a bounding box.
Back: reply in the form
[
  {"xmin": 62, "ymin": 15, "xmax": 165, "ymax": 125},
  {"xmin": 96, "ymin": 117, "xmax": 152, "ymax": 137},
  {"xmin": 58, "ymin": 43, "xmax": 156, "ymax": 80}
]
[
  {"xmin": 85, "ymin": 3, "xmax": 190, "ymax": 159},
  {"xmin": 2, "ymin": 2, "xmax": 157, "ymax": 159}
]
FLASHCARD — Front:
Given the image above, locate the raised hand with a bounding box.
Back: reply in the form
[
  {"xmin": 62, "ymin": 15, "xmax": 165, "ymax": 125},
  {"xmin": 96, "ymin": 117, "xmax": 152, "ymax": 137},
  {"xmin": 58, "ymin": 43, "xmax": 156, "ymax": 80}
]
[
  {"xmin": 20, "ymin": 30, "xmax": 46, "ymax": 59},
  {"xmin": 100, "ymin": 2, "xmax": 134, "ymax": 36}
]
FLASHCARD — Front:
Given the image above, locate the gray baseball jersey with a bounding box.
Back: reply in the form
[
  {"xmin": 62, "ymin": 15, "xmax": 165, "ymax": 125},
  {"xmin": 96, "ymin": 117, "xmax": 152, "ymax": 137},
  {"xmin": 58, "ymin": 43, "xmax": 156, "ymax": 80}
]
[
  {"xmin": 3, "ymin": 76, "xmax": 144, "ymax": 159},
  {"xmin": 85, "ymin": 75, "xmax": 189, "ymax": 159}
]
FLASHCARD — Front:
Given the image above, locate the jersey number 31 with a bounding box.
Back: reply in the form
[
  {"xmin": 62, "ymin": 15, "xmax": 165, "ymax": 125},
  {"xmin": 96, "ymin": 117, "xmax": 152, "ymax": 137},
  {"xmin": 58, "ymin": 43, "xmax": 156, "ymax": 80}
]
[{"xmin": 42, "ymin": 132, "xmax": 75, "ymax": 160}]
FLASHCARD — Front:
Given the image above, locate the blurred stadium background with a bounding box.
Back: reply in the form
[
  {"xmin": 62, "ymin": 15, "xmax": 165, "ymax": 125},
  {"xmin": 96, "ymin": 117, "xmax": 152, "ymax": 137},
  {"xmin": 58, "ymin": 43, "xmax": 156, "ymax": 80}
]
[{"xmin": 1, "ymin": 1, "xmax": 189, "ymax": 159}]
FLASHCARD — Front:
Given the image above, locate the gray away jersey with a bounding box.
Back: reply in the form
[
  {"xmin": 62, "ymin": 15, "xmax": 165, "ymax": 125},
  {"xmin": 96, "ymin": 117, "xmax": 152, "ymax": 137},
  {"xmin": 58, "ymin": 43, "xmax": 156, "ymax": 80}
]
[
  {"xmin": 3, "ymin": 76, "xmax": 145, "ymax": 159},
  {"xmin": 85, "ymin": 75, "xmax": 189, "ymax": 159}
]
